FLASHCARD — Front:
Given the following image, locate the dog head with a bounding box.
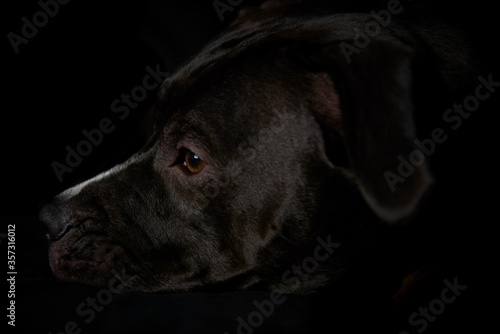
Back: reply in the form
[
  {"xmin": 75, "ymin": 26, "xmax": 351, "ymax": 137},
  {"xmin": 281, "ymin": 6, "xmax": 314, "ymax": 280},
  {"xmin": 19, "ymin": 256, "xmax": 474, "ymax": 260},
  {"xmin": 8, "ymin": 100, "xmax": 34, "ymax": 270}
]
[{"xmin": 39, "ymin": 2, "xmax": 472, "ymax": 293}]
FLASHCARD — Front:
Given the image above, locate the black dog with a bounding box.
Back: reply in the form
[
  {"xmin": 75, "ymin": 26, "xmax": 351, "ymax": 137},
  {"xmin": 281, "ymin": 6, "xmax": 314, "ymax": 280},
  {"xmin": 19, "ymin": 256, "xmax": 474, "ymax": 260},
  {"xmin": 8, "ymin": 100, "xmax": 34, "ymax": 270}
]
[{"xmin": 39, "ymin": 0, "xmax": 479, "ymax": 295}]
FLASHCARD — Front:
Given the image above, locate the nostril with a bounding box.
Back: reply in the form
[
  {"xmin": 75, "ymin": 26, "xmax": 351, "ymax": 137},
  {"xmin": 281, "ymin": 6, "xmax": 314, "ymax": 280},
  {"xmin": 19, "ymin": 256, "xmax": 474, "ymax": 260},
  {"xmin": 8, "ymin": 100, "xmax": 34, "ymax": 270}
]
[{"xmin": 39, "ymin": 201, "xmax": 73, "ymax": 241}]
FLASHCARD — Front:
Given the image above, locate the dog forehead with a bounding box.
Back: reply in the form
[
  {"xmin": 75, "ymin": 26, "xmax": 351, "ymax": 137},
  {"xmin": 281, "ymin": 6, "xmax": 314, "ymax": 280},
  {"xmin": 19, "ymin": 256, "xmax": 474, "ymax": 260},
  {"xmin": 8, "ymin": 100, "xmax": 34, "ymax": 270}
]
[
  {"xmin": 160, "ymin": 87, "xmax": 275, "ymax": 155},
  {"xmin": 159, "ymin": 60, "xmax": 286, "ymax": 142}
]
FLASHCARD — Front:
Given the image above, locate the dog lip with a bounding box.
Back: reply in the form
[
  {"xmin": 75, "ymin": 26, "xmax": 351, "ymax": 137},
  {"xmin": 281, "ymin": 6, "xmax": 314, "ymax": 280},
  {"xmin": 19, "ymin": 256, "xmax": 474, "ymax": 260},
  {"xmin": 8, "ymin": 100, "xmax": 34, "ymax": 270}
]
[
  {"xmin": 48, "ymin": 224, "xmax": 74, "ymax": 242},
  {"xmin": 46, "ymin": 217, "xmax": 96, "ymax": 242}
]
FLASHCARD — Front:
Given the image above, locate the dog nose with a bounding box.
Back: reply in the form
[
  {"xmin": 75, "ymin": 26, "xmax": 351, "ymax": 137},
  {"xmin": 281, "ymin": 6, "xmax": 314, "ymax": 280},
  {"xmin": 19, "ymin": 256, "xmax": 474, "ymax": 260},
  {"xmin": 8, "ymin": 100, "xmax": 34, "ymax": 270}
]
[
  {"xmin": 39, "ymin": 175, "xmax": 101, "ymax": 240},
  {"xmin": 39, "ymin": 199, "xmax": 73, "ymax": 241}
]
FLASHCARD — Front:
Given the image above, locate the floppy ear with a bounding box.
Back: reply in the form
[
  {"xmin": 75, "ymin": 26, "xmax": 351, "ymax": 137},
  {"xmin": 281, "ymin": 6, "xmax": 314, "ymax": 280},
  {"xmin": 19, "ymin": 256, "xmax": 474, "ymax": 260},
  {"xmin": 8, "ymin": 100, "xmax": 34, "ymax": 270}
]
[{"xmin": 303, "ymin": 40, "xmax": 433, "ymax": 223}]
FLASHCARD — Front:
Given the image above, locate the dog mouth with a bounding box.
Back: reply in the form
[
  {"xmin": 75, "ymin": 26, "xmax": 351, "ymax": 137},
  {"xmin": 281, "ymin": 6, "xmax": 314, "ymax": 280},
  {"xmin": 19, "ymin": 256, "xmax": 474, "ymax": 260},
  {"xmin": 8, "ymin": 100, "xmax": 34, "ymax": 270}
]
[
  {"xmin": 47, "ymin": 226, "xmax": 136, "ymax": 287},
  {"xmin": 46, "ymin": 224, "xmax": 74, "ymax": 242}
]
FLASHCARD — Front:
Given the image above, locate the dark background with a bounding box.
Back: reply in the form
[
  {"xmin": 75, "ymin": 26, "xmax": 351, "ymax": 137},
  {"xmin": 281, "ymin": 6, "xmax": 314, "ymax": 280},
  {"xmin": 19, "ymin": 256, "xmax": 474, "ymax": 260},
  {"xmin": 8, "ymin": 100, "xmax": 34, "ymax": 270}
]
[{"xmin": 2, "ymin": 0, "xmax": 498, "ymax": 333}]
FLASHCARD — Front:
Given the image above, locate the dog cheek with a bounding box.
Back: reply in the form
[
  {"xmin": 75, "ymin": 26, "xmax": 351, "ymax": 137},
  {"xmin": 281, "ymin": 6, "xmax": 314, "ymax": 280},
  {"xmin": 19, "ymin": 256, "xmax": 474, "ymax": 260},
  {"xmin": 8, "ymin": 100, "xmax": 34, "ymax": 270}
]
[{"xmin": 256, "ymin": 196, "xmax": 285, "ymax": 242}]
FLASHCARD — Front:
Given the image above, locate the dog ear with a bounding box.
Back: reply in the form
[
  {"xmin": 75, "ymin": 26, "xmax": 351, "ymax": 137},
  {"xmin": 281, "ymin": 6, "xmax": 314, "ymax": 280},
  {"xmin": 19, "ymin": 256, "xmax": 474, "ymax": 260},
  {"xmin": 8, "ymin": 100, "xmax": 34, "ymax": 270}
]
[{"xmin": 301, "ymin": 40, "xmax": 433, "ymax": 224}]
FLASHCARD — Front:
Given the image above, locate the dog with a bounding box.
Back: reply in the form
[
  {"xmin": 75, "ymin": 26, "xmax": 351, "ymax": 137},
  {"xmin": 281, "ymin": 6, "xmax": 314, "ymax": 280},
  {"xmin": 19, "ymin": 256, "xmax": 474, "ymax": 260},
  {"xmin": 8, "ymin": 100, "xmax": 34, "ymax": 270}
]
[{"xmin": 39, "ymin": 0, "xmax": 480, "ymax": 295}]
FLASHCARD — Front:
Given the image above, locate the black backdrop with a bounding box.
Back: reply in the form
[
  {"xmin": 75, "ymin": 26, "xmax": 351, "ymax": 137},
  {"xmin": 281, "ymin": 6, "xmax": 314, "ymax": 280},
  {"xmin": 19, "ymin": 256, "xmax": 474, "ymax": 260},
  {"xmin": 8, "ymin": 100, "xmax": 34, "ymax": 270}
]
[{"xmin": 3, "ymin": 0, "xmax": 498, "ymax": 333}]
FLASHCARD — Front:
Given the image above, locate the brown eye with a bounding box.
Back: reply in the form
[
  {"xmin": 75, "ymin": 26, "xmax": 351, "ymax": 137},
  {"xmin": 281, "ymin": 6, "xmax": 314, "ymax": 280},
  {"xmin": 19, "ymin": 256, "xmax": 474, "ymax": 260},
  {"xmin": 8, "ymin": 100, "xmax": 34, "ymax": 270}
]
[{"xmin": 183, "ymin": 150, "xmax": 206, "ymax": 173}]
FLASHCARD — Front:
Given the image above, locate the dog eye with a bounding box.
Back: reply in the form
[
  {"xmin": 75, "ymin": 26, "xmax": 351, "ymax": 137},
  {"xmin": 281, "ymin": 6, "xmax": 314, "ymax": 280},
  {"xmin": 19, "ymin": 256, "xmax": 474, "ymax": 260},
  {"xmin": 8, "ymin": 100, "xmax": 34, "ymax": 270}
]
[{"xmin": 183, "ymin": 150, "xmax": 206, "ymax": 173}]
